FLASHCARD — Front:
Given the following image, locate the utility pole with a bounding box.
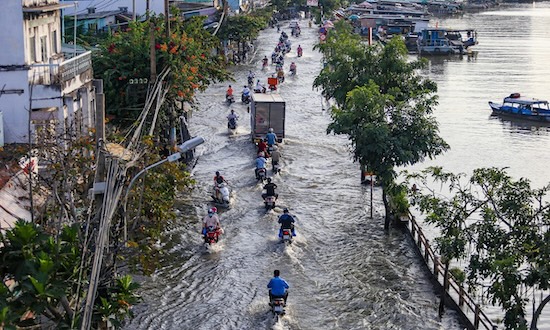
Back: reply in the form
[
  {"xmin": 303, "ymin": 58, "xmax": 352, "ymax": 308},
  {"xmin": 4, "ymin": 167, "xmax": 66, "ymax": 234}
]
[
  {"xmin": 148, "ymin": 0, "xmax": 157, "ymax": 82},
  {"xmin": 164, "ymin": 0, "xmax": 170, "ymax": 39}
]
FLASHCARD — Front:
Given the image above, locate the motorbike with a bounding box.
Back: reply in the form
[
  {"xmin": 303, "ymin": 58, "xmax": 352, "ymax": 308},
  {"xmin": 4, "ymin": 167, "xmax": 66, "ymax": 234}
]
[
  {"xmin": 262, "ymin": 59, "xmax": 268, "ymax": 69},
  {"xmin": 290, "ymin": 66, "xmax": 296, "ymax": 76},
  {"xmin": 271, "ymin": 296, "xmax": 286, "ymax": 319},
  {"xmin": 272, "ymin": 161, "xmax": 281, "ymax": 174},
  {"xmin": 204, "ymin": 226, "xmax": 221, "ymax": 244},
  {"xmin": 242, "ymin": 92, "xmax": 251, "ymax": 104},
  {"xmin": 256, "ymin": 168, "xmax": 267, "ymax": 182},
  {"xmin": 264, "ymin": 195, "xmax": 276, "ymax": 210},
  {"xmin": 281, "ymin": 227, "xmax": 293, "ymax": 244},
  {"xmin": 226, "ymin": 94, "xmax": 235, "ymax": 105},
  {"xmin": 228, "ymin": 117, "xmax": 237, "ymax": 130},
  {"xmin": 254, "ymin": 86, "xmax": 267, "ymax": 93},
  {"xmin": 211, "ymin": 182, "xmax": 230, "ymax": 206}
]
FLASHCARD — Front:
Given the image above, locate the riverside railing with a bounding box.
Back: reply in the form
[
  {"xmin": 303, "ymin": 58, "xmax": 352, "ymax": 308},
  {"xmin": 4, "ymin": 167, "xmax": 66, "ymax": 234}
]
[{"xmin": 406, "ymin": 214, "xmax": 498, "ymax": 330}]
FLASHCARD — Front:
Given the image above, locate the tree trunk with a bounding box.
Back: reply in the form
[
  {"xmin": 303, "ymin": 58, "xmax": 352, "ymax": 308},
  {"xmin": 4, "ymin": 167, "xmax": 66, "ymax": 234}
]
[
  {"xmin": 531, "ymin": 293, "xmax": 550, "ymax": 330},
  {"xmin": 439, "ymin": 261, "xmax": 450, "ymax": 318}
]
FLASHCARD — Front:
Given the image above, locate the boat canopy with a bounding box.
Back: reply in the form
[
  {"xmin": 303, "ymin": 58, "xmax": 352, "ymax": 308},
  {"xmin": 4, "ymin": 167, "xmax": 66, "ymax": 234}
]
[{"xmin": 503, "ymin": 97, "xmax": 549, "ymax": 105}]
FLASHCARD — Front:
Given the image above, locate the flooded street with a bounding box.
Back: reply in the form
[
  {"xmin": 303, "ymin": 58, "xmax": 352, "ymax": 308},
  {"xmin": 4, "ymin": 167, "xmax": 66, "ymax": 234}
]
[
  {"xmin": 125, "ymin": 20, "xmax": 461, "ymax": 330},
  {"xmin": 126, "ymin": 3, "xmax": 550, "ymax": 329}
]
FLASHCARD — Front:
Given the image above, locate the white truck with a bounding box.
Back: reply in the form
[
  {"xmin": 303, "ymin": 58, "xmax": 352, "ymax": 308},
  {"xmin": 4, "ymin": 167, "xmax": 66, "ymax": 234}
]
[{"xmin": 250, "ymin": 93, "xmax": 285, "ymax": 143}]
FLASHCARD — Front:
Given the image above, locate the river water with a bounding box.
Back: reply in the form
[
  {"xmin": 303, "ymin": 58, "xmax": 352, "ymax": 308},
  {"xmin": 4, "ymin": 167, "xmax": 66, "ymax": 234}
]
[{"xmin": 125, "ymin": 3, "xmax": 550, "ymax": 329}]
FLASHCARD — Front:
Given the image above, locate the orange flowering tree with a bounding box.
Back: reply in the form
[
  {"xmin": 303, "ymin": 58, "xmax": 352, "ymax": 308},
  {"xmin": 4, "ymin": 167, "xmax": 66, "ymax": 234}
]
[{"xmin": 93, "ymin": 15, "xmax": 231, "ymax": 122}]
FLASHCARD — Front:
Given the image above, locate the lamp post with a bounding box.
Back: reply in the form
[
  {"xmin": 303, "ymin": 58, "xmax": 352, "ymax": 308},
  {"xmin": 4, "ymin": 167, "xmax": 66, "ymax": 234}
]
[{"xmin": 122, "ymin": 136, "xmax": 205, "ymax": 241}]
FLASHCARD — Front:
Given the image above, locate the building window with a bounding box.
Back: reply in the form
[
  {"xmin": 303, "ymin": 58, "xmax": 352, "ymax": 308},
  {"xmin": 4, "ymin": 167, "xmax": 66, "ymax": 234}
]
[
  {"xmin": 40, "ymin": 36, "xmax": 48, "ymax": 62},
  {"xmin": 51, "ymin": 30, "xmax": 58, "ymax": 54},
  {"xmin": 88, "ymin": 22, "xmax": 98, "ymax": 32},
  {"xmin": 29, "ymin": 36, "xmax": 36, "ymax": 62}
]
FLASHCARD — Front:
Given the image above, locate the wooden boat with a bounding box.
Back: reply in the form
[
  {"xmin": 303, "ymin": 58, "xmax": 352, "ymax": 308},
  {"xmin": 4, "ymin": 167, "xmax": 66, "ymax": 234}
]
[
  {"xmin": 417, "ymin": 28, "xmax": 477, "ymax": 55},
  {"xmin": 488, "ymin": 93, "xmax": 550, "ymax": 122}
]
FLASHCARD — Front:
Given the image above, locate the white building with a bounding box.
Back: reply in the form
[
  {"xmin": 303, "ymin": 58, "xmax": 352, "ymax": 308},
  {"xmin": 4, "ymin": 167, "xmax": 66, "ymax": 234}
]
[
  {"xmin": 0, "ymin": 0, "xmax": 97, "ymax": 145},
  {"xmin": 60, "ymin": 0, "xmax": 165, "ymax": 17}
]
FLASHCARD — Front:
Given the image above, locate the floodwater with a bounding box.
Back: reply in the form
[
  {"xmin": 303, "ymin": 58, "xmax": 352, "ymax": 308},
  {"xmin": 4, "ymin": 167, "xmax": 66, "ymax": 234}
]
[{"xmin": 125, "ymin": 3, "xmax": 550, "ymax": 329}]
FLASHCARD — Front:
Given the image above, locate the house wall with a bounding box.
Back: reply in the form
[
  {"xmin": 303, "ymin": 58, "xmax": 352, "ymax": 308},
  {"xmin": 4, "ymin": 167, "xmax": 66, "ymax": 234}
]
[
  {"xmin": 0, "ymin": 71, "xmax": 31, "ymax": 143},
  {"xmin": 0, "ymin": 0, "xmax": 26, "ymax": 65}
]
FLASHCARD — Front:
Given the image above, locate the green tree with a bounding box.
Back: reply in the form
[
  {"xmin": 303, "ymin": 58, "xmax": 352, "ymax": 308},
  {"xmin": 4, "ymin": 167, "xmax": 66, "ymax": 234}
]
[
  {"xmin": 314, "ymin": 21, "xmax": 448, "ymax": 227},
  {"xmin": 408, "ymin": 167, "xmax": 550, "ymax": 330},
  {"xmin": 217, "ymin": 14, "xmax": 268, "ymax": 58},
  {"xmin": 0, "ymin": 221, "xmax": 140, "ymax": 329},
  {"xmin": 92, "ymin": 15, "xmax": 230, "ymax": 121}
]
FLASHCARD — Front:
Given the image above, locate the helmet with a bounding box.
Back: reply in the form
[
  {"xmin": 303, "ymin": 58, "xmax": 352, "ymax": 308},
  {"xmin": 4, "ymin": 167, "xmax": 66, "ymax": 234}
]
[
  {"xmin": 211, "ymin": 207, "xmax": 217, "ymax": 213},
  {"xmin": 267, "ymin": 178, "xmax": 272, "ymax": 183},
  {"xmin": 259, "ymin": 152, "xmax": 265, "ymax": 157},
  {"xmin": 208, "ymin": 209, "xmax": 214, "ymax": 215},
  {"xmin": 283, "ymin": 208, "xmax": 289, "ymax": 213},
  {"xmin": 269, "ymin": 128, "xmax": 274, "ymax": 133},
  {"xmin": 272, "ymin": 145, "xmax": 278, "ymax": 151},
  {"xmin": 216, "ymin": 171, "xmax": 220, "ymax": 176}
]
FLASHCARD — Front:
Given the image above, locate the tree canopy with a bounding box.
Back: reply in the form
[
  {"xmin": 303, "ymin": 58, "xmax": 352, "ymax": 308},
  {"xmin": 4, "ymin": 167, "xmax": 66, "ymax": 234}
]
[
  {"xmin": 313, "ymin": 20, "xmax": 448, "ymax": 223},
  {"xmin": 408, "ymin": 167, "xmax": 550, "ymax": 329},
  {"xmin": 92, "ymin": 15, "xmax": 231, "ymax": 120}
]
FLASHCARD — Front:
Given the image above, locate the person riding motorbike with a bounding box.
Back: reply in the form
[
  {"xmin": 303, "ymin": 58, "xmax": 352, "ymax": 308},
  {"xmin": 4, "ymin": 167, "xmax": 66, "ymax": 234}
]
[
  {"xmin": 247, "ymin": 71, "xmax": 255, "ymax": 86},
  {"xmin": 262, "ymin": 177, "xmax": 278, "ymax": 200},
  {"xmin": 297, "ymin": 45, "xmax": 303, "ymax": 57},
  {"xmin": 202, "ymin": 207, "xmax": 221, "ymax": 238},
  {"xmin": 271, "ymin": 145, "xmax": 281, "ymax": 170},
  {"xmin": 290, "ymin": 62, "xmax": 297, "ymax": 75},
  {"xmin": 242, "ymin": 85, "xmax": 251, "ymax": 103},
  {"xmin": 227, "ymin": 109, "xmax": 239, "ymax": 129},
  {"xmin": 266, "ymin": 128, "xmax": 278, "ymax": 147},
  {"xmin": 278, "ymin": 208, "xmax": 296, "ymax": 237},
  {"xmin": 255, "ymin": 153, "xmax": 267, "ymax": 180},
  {"xmin": 268, "ymin": 269, "xmax": 289, "ymax": 305},
  {"xmin": 213, "ymin": 171, "xmax": 229, "ymax": 200},
  {"xmin": 255, "ymin": 80, "xmax": 266, "ymax": 93},
  {"xmin": 257, "ymin": 138, "xmax": 268, "ymax": 156},
  {"xmin": 271, "ymin": 51, "xmax": 278, "ymax": 64},
  {"xmin": 277, "ymin": 69, "xmax": 285, "ymax": 83},
  {"xmin": 262, "ymin": 56, "xmax": 269, "ymax": 68},
  {"xmin": 226, "ymin": 85, "xmax": 234, "ymax": 103}
]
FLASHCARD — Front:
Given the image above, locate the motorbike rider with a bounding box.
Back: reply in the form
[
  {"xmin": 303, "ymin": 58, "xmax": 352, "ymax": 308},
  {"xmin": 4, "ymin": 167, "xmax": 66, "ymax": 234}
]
[
  {"xmin": 271, "ymin": 51, "xmax": 278, "ymax": 63},
  {"xmin": 297, "ymin": 45, "xmax": 303, "ymax": 57},
  {"xmin": 271, "ymin": 145, "xmax": 281, "ymax": 169},
  {"xmin": 255, "ymin": 79, "xmax": 266, "ymax": 93},
  {"xmin": 247, "ymin": 71, "xmax": 255, "ymax": 85},
  {"xmin": 262, "ymin": 56, "xmax": 269, "ymax": 67},
  {"xmin": 268, "ymin": 269, "xmax": 289, "ymax": 305},
  {"xmin": 227, "ymin": 109, "xmax": 239, "ymax": 128},
  {"xmin": 255, "ymin": 152, "xmax": 267, "ymax": 180},
  {"xmin": 261, "ymin": 177, "xmax": 278, "ymax": 200},
  {"xmin": 213, "ymin": 171, "xmax": 228, "ymax": 200},
  {"xmin": 277, "ymin": 69, "xmax": 285, "ymax": 83},
  {"xmin": 257, "ymin": 138, "xmax": 268, "ymax": 156},
  {"xmin": 242, "ymin": 85, "xmax": 251, "ymax": 102},
  {"xmin": 290, "ymin": 62, "xmax": 297, "ymax": 75},
  {"xmin": 202, "ymin": 207, "xmax": 221, "ymax": 237},
  {"xmin": 266, "ymin": 128, "xmax": 278, "ymax": 147},
  {"xmin": 278, "ymin": 208, "xmax": 296, "ymax": 237},
  {"xmin": 226, "ymin": 85, "xmax": 234, "ymax": 101}
]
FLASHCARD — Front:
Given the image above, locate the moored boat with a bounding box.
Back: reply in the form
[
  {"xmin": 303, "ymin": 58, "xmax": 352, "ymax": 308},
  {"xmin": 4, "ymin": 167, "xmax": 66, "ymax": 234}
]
[
  {"xmin": 488, "ymin": 93, "xmax": 550, "ymax": 122},
  {"xmin": 417, "ymin": 28, "xmax": 477, "ymax": 55}
]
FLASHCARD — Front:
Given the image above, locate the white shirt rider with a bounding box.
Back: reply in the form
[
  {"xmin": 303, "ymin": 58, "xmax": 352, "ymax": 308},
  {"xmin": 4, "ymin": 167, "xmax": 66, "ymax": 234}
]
[
  {"xmin": 227, "ymin": 110, "xmax": 239, "ymax": 121},
  {"xmin": 256, "ymin": 81, "xmax": 264, "ymax": 91},
  {"xmin": 242, "ymin": 86, "xmax": 251, "ymax": 96}
]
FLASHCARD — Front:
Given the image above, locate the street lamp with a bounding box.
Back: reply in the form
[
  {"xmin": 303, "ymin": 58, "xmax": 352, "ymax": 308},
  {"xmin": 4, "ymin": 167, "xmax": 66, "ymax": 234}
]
[{"xmin": 122, "ymin": 136, "xmax": 205, "ymax": 241}]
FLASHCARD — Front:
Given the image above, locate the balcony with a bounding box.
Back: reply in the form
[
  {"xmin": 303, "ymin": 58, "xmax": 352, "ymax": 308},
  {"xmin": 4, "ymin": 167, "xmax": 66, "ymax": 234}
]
[{"xmin": 30, "ymin": 51, "xmax": 92, "ymax": 87}]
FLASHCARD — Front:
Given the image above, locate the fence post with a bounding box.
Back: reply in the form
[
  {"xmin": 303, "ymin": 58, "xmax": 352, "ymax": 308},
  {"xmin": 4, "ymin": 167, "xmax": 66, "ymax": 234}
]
[
  {"xmin": 474, "ymin": 304, "xmax": 481, "ymax": 329},
  {"xmin": 459, "ymin": 285, "xmax": 464, "ymax": 307},
  {"xmin": 434, "ymin": 256, "xmax": 439, "ymax": 281}
]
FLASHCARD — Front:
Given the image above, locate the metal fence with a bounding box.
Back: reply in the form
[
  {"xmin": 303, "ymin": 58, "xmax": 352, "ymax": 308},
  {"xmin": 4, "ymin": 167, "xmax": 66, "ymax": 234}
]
[{"xmin": 30, "ymin": 51, "xmax": 92, "ymax": 85}]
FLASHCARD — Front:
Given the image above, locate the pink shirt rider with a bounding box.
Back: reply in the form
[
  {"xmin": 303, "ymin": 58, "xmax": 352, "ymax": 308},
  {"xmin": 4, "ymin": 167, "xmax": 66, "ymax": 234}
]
[{"xmin": 203, "ymin": 213, "xmax": 220, "ymax": 228}]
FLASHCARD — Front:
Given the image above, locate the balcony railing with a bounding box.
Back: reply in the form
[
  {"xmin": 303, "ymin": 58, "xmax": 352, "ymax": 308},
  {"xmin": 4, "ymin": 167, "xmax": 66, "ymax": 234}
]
[{"xmin": 30, "ymin": 51, "xmax": 92, "ymax": 85}]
